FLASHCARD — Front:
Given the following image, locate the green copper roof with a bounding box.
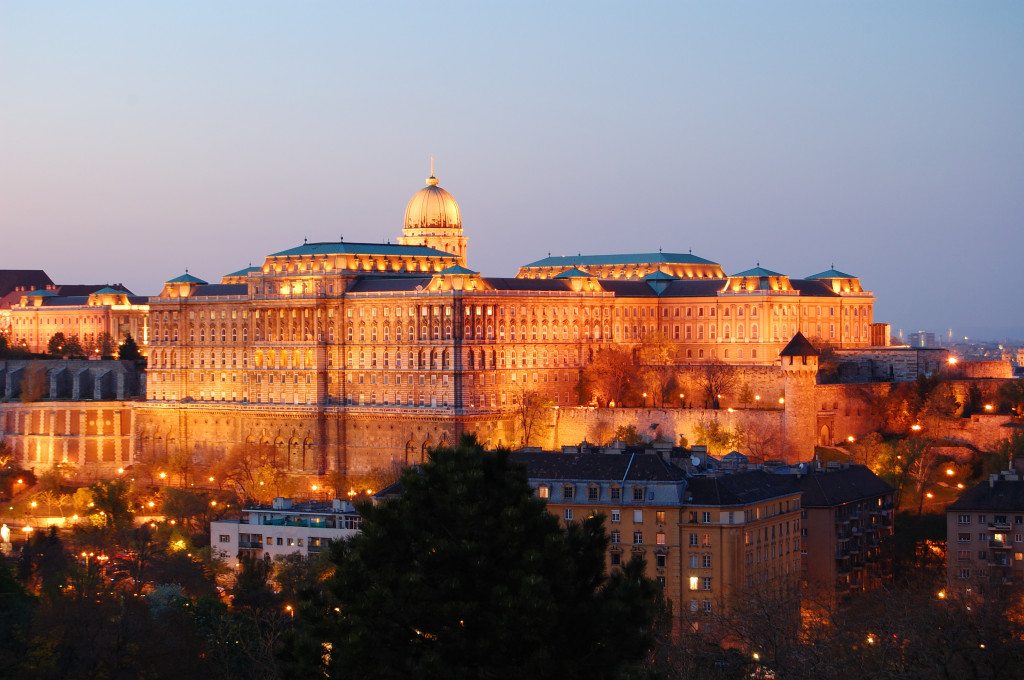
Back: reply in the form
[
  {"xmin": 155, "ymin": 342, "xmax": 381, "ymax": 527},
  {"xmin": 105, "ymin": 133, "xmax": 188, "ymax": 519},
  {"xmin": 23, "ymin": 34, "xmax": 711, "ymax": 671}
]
[
  {"xmin": 439, "ymin": 264, "xmax": 478, "ymax": 275},
  {"xmin": 643, "ymin": 270, "xmax": 677, "ymax": 280},
  {"xmin": 270, "ymin": 241, "xmax": 452, "ymax": 258},
  {"xmin": 91, "ymin": 286, "xmax": 126, "ymax": 295},
  {"xmin": 732, "ymin": 266, "xmax": 783, "ymax": 278},
  {"xmin": 524, "ymin": 252, "xmax": 719, "ymax": 268},
  {"xmin": 25, "ymin": 289, "xmax": 58, "ymax": 297},
  {"xmin": 225, "ymin": 266, "xmax": 260, "ymax": 278},
  {"xmin": 807, "ymin": 268, "xmax": 856, "ymax": 280},
  {"xmin": 166, "ymin": 273, "xmax": 208, "ymax": 285},
  {"xmin": 554, "ymin": 267, "xmax": 592, "ymax": 279}
]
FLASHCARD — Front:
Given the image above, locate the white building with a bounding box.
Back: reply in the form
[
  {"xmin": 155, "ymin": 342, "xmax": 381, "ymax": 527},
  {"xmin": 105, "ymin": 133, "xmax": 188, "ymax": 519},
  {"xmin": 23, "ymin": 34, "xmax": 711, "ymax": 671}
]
[{"xmin": 211, "ymin": 497, "xmax": 362, "ymax": 563}]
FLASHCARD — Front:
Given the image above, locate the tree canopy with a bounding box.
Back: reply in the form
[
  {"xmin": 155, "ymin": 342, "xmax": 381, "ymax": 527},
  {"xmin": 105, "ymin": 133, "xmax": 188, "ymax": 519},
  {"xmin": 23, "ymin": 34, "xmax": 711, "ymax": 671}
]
[{"xmin": 291, "ymin": 435, "xmax": 664, "ymax": 679}]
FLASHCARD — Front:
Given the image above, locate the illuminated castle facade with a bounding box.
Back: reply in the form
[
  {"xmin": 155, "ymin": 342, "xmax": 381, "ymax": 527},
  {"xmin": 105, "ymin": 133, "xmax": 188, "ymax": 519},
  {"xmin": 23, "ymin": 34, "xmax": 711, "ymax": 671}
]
[{"xmin": 129, "ymin": 168, "xmax": 876, "ymax": 475}]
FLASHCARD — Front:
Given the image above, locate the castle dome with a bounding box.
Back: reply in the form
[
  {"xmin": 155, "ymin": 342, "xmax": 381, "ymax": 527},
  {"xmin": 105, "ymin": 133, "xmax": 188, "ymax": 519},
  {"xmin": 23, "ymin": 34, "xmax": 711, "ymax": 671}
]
[{"xmin": 403, "ymin": 174, "xmax": 462, "ymax": 231}]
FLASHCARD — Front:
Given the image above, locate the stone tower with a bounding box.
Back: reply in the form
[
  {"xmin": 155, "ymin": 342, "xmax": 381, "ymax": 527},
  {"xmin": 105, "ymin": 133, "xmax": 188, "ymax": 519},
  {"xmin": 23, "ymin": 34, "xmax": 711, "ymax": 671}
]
[{"xmin": 780, "ymin": 332, "xmax": 819, "ymax": 463}]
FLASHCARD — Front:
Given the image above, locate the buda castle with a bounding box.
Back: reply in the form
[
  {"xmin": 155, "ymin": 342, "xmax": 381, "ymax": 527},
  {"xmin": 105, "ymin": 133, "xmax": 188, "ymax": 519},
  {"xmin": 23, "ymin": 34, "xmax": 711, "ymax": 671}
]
[{"xmin": 4, "ymin": 167, "xmax": 881, "ymax": 475}]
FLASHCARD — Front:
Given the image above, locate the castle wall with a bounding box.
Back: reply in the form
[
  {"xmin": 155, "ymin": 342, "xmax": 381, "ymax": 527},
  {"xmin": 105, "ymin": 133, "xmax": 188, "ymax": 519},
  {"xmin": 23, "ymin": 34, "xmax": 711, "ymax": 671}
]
[{"xmin": 0, "ymin": 401, "xmax": 133, "ymax": 479}]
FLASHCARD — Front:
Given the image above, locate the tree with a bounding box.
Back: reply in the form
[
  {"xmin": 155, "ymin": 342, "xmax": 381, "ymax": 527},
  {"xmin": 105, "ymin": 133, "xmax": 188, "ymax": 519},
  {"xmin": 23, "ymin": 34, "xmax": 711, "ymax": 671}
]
[
  {"xmin": 693, "ymin": 416, "xmax": 739, "ymax": 455},
  {"xmin": 696, "ymin": 360, "xmax": 736, "ymax": 409},
  {"xmin": 96, "ymin": 332, "xmax": 116, "ymax": 359},
  {"xmin": 291, "ymin": 435, "xmax": 664, "ymax": 679},
  {"xmin": 88, "ymin": 478, "xmax": 134, "ymax": 531},
  {"xmin": 997, "ymin": 379, "xmax": 1024, "ymax": 417},
  {"xmin": 578, "ymin": 346, "xmax": 636, "ymax": 406},
  {"xmin": 47, "ymin": 332, "xmax": 68, "ymax": 357},
  {"xmin": 61, "ymin": 335, "xmax": 85, "ymax": 359},
  {"xmin": 512, "ymin": 385, "xmax": 553, "ymax": 447},
  {"xmin": 118, "ymin": 333, "xmax": 142, "ymax": 361},
  {"xmin": 212, "ymin": 442, "xmax": 289, "ymax": 503},
  {"xmin": 232, "ymin": 552, "xmax": 278, "ymax": 612},
  {"xmin": 613, "ymin": 424, "xmax": 644, "ymax": 446}
]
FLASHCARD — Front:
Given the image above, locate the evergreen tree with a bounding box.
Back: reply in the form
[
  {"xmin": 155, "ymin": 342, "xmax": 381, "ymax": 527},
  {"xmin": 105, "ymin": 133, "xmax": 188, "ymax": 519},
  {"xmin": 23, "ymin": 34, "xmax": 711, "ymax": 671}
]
[
  {"xmin": 118, "ymin": 333, "xmax": 142, "ymax": 361},
  {"xmin": 289, "ymin": 435, "xmax": 664, "ymax": 680},
  {"xmin": 232, "ymin": 552, "xmax": 278, "ymax": 611}
]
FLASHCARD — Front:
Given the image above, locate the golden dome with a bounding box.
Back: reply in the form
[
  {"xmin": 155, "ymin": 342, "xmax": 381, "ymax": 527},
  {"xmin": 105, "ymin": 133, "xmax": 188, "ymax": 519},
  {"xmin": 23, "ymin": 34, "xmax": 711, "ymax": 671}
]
[{"xmin": 403, "ymin": 174, "xmax": 462, "ymax": 231}]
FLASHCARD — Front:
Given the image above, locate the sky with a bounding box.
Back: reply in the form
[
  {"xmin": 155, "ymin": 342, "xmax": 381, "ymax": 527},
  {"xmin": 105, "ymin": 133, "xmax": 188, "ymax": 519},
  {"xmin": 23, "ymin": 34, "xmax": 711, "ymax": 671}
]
[{"xmin": 1, "ymin": 2, "xmax": 1022, "ymax": 340}]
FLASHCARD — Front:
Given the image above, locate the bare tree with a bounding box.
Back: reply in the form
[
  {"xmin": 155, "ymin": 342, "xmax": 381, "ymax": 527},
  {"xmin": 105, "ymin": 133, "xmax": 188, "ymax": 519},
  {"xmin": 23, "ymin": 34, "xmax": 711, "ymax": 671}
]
[
  {"xmin": 696, "ymin": 360, "xmax": 736, "ymax": 409},
  {"xmin": 512, "ymin": 385, "xmax": 553, "ymax": 447},
  {"xmin": 212, "ymin": 442, "xmax": 289, "ymax": 503}
]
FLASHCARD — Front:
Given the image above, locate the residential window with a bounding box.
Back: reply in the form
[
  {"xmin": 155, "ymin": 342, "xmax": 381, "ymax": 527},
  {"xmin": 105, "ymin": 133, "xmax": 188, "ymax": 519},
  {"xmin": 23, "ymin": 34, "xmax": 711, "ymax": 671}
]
[
  {"xmin": 588, "ymin": 486, "xmax": 600, "ymax": 501},
  {"xmin": 702, "ymin": 511, "xmax": 712, "ymax": 523},
  {"xmin": 957, "ymin": 568, "xmax": 970, "ymax": 580},
  {"xmin": 633, "ymin": 531, "xmax": 644, "ymax": 545},
  {"xmin": 978, "ymin": 550, "xmax": 987, "ymax": 560},
  {"xmin": 958, "ymin": 514, "xmax": 971, "ymax": 525},
  {"xmin": 702, "ymin": 554, "xmax": 712, "ymax": 568},
  {"xmin": 564, "ymin": 508, "xmax": 573, "ymax": 522},
  {"xmin": 563, "ymin": 485, "xmax": 575, "ymax": 500},
  {"xmin": 610, "ymin": 552, "xmax": 621, "ymax": 566},
  {"xmin": 656, "ymin": 510, "xmax": 666, "ymax": 524},
  {"xmin": 689, "ymin": 576, "xmax": 699, "ymax": 591},
  {"xmin": 611, "ymin": 530, "xmax": 621, "ymax": 545},
  {"xmin": 538, "ymin": 485, "xmax": 550, "ymax": 499},
  {"xmin": 611, "ymin": 509, "xmax": 621, "ymax": 523},
  {"xmin": 978, "ymin": 515, "xmax": 987, "ymax": 524},
  {"xmin": 610, "ymin": 487, "xmax": 622, "ymax": 501},
  {"xmin": 633, "ymin": 510, "xmax": 644, "ymax": 523},
  {"xmin": 689, "ymin": 533, "xmax": 699, "ymax": 547},
  {"xmin": 656, "ymin": 553, "xmax": 667, "ymax": 568},
  {"xmin": 702, "ymin": 577, "xmax": 712, "ymax": 591},
  {"xmin": 701, "ymin": 533, "xmax": 711, "ymax": 547},
  {"xmin": 657, "ymin": 576, "xmax": 666, "ymax": 587},
  {"xmin": 703, "ymin": 600, "xmax": 713, "ymax": 613},
  {"xmin": 690, "ymin": 554, "xmax": 699, "ymax": 568},
  {"xmin": 957, "ymin": 533, "xmax": 970, "ymax": 543},
  {"xmin": 633, "ymin": 487, "xmax": 645, "ymax": 501},
  {"xmin": 219, "ymin": 535, "xmax": 230, "ymax": 543},
  {"xmin": 957, "ymin": 550, "xmax": 970, "ymax": 560},
  {"xmin": 656, "ymin": 532, "xmax": 666, "ymax": 545},
  {"xmin": 690, "ymin": 599, "xmax": 699, "ymax": 612}
]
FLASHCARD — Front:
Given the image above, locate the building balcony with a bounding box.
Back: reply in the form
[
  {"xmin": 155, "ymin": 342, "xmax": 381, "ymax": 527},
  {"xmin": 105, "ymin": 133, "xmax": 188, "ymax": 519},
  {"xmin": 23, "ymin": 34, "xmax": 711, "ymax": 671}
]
[
  {"xmin": 988, "ymin": 522, "xmax": 1011, "ymax": 532},
  {"xmin": 238, "ymin": 539, "xmax": 262, "ymax": 549},
  {"xmin": 990, "ymin": 540, "xmax": 1012, "ymax": 550}
]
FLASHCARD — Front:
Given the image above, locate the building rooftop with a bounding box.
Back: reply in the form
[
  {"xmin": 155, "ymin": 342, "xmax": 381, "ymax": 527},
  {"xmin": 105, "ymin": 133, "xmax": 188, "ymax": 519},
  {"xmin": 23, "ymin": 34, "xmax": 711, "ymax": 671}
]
[
  {"xmin": 792, "ymin": 465, "xmax": 894, "ymax": 507},
  {"xmin": 166, "ymin": 272, "xmax": 208, "ymax": 285},
  {"xmin": 685, "ymin": 470, "xmax": 799, "ymax": 506},
  {"xmin": 269, "ymin": 241, "xmax": 452, "ymax": 259},
  {"xmin": 780, "ymin": 331, "xmax": 820, "ymax": 357},
  {"xmin": 0, "ymin": 270, "xmax": 54, "ymax": 299},
  {"xmin": 553, "ymin": 267, "xmax": 592, "ymax": 279},
  {"xmin": 508, "ymin": 450, "xmax": 687, "ymax": 483},
  {"xmin": 948, "ymin": 472, "xmax": 1024, "ymax": 513},
  {"xmin": 191, "ymin": 283, "xmax": 248, "ymax": 297},
  {"xmin": 523, "ymin": 252, "xmax": 719, "ymax": 268},
  {"xmin": 807, "ymin": 268, "xmax": 856, "ymax": 280},
  {"xmin": 732, "ymin": 266, "xmax": 783, "ymax": 277},
  {"xmin": 224, "ymin": 266, "xmax": 261, "ymax": 278}
]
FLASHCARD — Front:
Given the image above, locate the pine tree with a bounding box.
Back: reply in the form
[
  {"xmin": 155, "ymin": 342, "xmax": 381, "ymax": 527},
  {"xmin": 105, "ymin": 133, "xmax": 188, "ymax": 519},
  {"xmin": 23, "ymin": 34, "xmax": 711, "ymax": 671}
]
[
  {"xmin": 288, "ymin": 435, "xmax": 664, "ymax": 679},
  {"xmin": 118, "ymin": 333, "xmax": 142, "ymax": 361}
]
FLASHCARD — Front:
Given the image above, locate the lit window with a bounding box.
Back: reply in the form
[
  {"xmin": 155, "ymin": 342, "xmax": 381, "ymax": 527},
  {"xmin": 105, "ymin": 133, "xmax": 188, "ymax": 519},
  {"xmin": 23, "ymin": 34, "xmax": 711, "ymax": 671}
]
[
  {"xmin": 689, "ymin": 576, "xmax": 699, "ymax": 591},
  {"xmin": 564, "ymin": 508, "xmax": 573, "ymax": 522},
  {"xmin": 538, "ymin": 485, "xmax": 549, "ymax": 499}
]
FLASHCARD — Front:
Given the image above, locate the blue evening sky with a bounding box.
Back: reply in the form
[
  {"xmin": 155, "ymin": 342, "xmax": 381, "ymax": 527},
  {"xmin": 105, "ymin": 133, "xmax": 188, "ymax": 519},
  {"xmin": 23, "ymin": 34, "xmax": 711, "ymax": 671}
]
[{"xmin": 1, "ymin": 2, "xmax": 1021, "ymax": 339}]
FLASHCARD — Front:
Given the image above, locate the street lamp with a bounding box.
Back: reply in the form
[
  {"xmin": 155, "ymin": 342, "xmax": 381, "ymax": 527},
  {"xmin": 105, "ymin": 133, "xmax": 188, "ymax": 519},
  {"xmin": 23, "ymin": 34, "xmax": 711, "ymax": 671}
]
[{"xmin": 910, "ymin": 424, "xmax": 922, "ymax": 432}]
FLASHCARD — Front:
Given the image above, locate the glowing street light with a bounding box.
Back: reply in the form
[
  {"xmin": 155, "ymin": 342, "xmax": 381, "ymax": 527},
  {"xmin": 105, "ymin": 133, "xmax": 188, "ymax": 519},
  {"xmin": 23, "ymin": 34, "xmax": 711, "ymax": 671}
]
[
  {"xmin": 311, "ymin": 484, "xmax": 319, "ymax": 492},
  {"xmin": 937, "ymin": 589, "xmax": 947, "ymax": 600},
  {"xmin": 158, "ymin": 471, "xmax": 167, "ymax": 480},
  {"xmin": 957, "ymin": 483, "xmax": 964, "ymax": 489},
  {"xmin": 116, "ymin": 467, "xmax": 125, "ymax": 475},
  {"xmin": 847, "ymin": 435, "xmax": 856, "ymax": 443},
  {"xmin": 925, "ymin": 492, "xmax": 934, "ymax": 499},
  {"xmin": 910, "ymin": 424, "xmax": 922, "ymax": 432},
  {"xmin": 984, "ymin": 404, "xmax": 994, "ymax": 412},
  {"xmin": 945, "ymin": 468, "xmax": 955, "ymax": 477},
  {"xmin": 778, "ymin": 397, "xmax": 785, "ymax": 405},
  {"xmin": 947, "ymin": 356, "xmax": 958, "ymax": 366},
  {"xmin": 866, "ymin": 633, "xmax": 876, "ymax": 646}
]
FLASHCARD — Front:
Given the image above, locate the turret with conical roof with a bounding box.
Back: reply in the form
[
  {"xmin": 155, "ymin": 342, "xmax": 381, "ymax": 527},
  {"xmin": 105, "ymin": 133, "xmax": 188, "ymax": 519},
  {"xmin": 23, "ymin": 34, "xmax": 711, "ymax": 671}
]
[{"xmin": 780, "ymin": 332, "xmax": 819, "ymax": 463}]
